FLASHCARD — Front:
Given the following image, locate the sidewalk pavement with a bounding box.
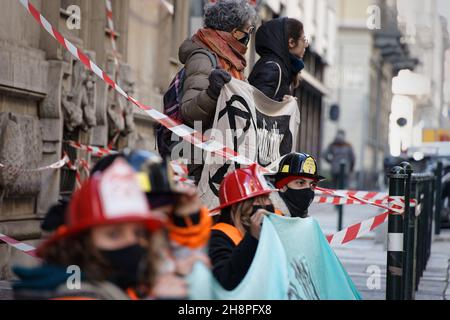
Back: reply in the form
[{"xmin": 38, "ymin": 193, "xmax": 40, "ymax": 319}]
[
  {"xmin": 0, "ymin": 281, "xmax": 12, "ymax": 300},
  {"xmin": 310, "ymin": 203, "xmax": 450, "ymax": 300}
]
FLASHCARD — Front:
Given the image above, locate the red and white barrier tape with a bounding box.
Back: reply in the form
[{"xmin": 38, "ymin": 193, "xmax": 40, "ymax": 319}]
[
  {"xmin": 18, "ymin": 0, "xmax": 260, "ymax": 174},
  {"xmin": 326, "ymin": 211, "xmax": 389, "ymax": 245},
  {"xmin": 315, "ymin": 187, "xmax": 413, "ymax": 214},
  {"xmin": 65, "ymin": 156, "xmax": 82, "ymax": 189},
  {"xmin": 160, "ymin": 0, "xmax": 174, "ymax": 15},
  {"xmin": 0, "ymin": 155, "xmax": 69, "ymax": 173},
  {"xmin": 170, "ymin": 161, "xmax": 189, "ymax": 176},
  {"xmin": 313, "ymin": 196, "xmax": 388, "ymax": 206},
  {"xmin": 0, "ymin": 209, "xmax": 390, "ymax": 259},
  {"xmin": 315, "ymin": 189, "xmax": 388, "ymax": 201},
  {"xmin": 104, "ymin": 0, "xmax": 119, "ymax": 68},
  {"xmin": 66, "ymin": 140, "xmax": 119, "ymax": 157},
  {"xmin": 64, "ymin": 138, "xmax": 415, "ymax": 213},
  {"xmin": 66, "ymin": 139, "xmax": 192, "ymax": 180},
  {"xmin": 0, "ymin": 233, "xmax": 39, "ymax": 258}
]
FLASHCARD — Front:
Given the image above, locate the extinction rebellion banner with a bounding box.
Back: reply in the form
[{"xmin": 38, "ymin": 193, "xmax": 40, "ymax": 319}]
[
  {"xmin": 198, "ymin": 79, "xmax": 300, "ymax": 210},
  {"xmin": 187, "ymin": 215, "xmax": 362, "ymax": 300}
]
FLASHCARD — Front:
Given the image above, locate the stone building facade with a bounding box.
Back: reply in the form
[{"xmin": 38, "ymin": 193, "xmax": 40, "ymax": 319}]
[
  {"xmin": 0, "ymin": 0, "xmax": 337, "ymax": 279},
  {"xmin": 0, "ymin": 0, "xmax": 190, "ymax": 279}
]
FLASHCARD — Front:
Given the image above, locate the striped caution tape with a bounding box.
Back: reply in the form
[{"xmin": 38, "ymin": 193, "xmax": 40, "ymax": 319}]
[
  {"xmin": 18, "ymin": 0, "xmax": 261, "ymax": 174},
  {"xmin": 0, "ymin": 209, "xmax": 390, "ymax": 259},
  {"xmin": 0, "ymin": 233, "xmax": 39, "ymax": 259},
  {"xmin": 64, "ymin": 153, "xmax": 91, "ymax": 189},
  {"xmin": 65, "ymin": 140, "xmax": 119, "ymax": 157},
  {"xmin": 170, "ymin": 161, "xmax": 189, "ymax": 177},
  {"xmin": 65, "ymin": 155, "xmax": 83, "ymax": 189},
  {"xmin": 315, "ymin": 187, "xmax": 414, "ymax": 214},
  {"xmin": 104, "ymin": 0, "xmax": 119, "ymax": 69},
  {"xmin": 315, "ymin": 189, "xmax": 388, "ymax": 201},
  {"xmin": 159, "ymin": 0, "xmax": 174, "ymax": 15},
  {"xmin": 313, "ymin": 196, "xmax": 389, "ymax": 206},
  {"xmin": 326, "ymin": 211, "xmax": 389, "ymax": 246},
  {"xmin": 63, "ymin": 140, "xmax": 416, "ymax": 213},
  {"xmin": 65, "ymin": 140, "xmax": 193, "ymax": 183},
  {"xmin": 0, "ymin": 155, "xmax": 69, "ymax": 173}
]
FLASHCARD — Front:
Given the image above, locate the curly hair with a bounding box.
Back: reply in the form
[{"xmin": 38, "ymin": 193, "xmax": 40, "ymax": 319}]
[{"xmin": 204, "ymin": 0, "xmax": 257, "ymax": 32}]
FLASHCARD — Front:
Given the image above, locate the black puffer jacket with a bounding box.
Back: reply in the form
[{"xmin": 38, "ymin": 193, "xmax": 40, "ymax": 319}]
[{"xmin": 249, "ymin": 18, "xmax": 294, "ymax": 102}]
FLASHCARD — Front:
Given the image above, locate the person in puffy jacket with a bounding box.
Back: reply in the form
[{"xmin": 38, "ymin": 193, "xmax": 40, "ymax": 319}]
[
  {"xmin": 249, "ymin": 17, "xmax": 309, "ymax": 102},
  {"xmin": 178, "ymin": 0, "xmax": 257, "ymax": 183}
]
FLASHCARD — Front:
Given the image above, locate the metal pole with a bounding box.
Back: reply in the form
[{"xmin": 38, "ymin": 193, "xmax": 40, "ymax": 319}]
[
  {"xmin": 337, "ymin": 161, "xmax": 346, "ymax": 231},
  {"xmin": 386, "ymin": 166, "xmax": 406, "ymax": 300},
  {"xmin": 416, "ymin": 180, "xmax": 424, "ymax": 291},
  {"xmin": 410, "ymin": 178, "xmax": 418, "ymax": 300},
  {"xmin": 435, "ymin": 162, "xmax": 443, "ymax": 235},
  {"xmin": 427, "ymin": 177, "xmax": 434, "ymax": 264},
  {"xmin": 400, "ymin": 162, "xmax": 413, "ymax": 300}
]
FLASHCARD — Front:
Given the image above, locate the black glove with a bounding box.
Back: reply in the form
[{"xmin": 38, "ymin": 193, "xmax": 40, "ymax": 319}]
[{"xmin": 206, "ymin": 69, "xmax": 232, "ymax": 100}]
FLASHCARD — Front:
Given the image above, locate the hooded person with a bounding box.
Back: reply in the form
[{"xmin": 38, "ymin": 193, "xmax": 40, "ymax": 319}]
[
  {"xmin": 249, "ymin": 17, "xmax": 309, "ymax": 102},
  {"xmin": 13, "ymin": 159, "xmax": 168, "ymax": 300},
  {"xmin": 272, "ymin": 153, "xmax": 325, "ymax": 218}
]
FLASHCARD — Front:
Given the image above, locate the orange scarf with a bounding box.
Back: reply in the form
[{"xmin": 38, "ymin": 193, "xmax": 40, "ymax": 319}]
[{"xmin": 194, "ymin": 28, "xmax": 247, "ymax": 80}]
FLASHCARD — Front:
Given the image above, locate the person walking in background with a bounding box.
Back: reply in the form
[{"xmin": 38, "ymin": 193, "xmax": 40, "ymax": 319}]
[
  {"xmin": 249, "ymin": 17, "xmax": 308, "ymax": 102},
  {"xmin": 324, "ymin": 130, "xmax": 355, "ymax": 189}
]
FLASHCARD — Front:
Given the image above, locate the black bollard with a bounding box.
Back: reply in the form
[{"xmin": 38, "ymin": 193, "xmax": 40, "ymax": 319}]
[{"xmin": 386, "ymin": 166, "xmax": 406, "ymax": 300}]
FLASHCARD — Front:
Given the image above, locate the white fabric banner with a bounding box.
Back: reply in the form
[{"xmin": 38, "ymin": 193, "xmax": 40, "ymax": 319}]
[{"xmin": 198, "ymin": 78, "xmax": 300, "ymax": 209}]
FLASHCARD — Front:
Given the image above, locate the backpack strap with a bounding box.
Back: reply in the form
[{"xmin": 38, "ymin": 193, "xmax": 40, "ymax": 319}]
[
  {"xmin": 187, "ymin": 49, "xmax": 218, "ymax": 70},
  {"xmin": 265, "ymin": 61, "xmax": 282, "ymax": 98},
  {"xmin": 211, "ymin": 223, "xmax": 243, "ymax": 246}
]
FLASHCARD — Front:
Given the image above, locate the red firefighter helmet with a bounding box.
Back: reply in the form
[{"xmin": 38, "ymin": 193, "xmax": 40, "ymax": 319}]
[
  {"xmin": 211, "ymin": 164, "xmax": 277, "ymax": 213},
  {"xmin": 37, "ymin": 158, "xmax": 167, "ymax": 256}
]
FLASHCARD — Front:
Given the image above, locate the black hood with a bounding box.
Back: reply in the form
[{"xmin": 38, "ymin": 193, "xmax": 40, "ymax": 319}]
[{"xmin": 255, "ymin": 17, "xmax": 291, "ymax": 70}]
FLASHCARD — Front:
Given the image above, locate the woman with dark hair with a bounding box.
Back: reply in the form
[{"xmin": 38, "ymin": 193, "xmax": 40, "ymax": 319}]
[{"xmin": 249, "ymin": 17, "xmax": 309, "ymax": 102}]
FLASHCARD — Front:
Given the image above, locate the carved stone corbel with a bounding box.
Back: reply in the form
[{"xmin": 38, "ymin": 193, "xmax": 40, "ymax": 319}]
[
  {"xmin": 61, "ymin": 51, "xmax": 97, "ymax": 133},
  {"xmin": 106, "ymin": 62, "xmax": 136, "ymax": 143}
]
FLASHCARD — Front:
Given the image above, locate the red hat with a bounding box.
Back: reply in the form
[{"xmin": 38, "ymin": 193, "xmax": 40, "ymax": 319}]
[
  {"xmin": 211, "ymin": 164, "xmax": 277, "ymax": 213},
  {"xmin": 37, "ymin": 159, "xmax": 167, "ymax": 257}
]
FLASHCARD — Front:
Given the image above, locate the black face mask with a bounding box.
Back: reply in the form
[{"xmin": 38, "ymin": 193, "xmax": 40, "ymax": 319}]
[
  {"xmin": 100, "ymin": 244, "xmax": 148, "ymax": 290},
  {"xmin": 251, "ymin": 204, "xmax": 275, "ymax": 216},
  {"xmin": 280, "ymin": 188, "xmax": 315, "ymax": 218},
  {"xmin": 238, "ymin": 32, "xmax": 250, "ymax": 46}
]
